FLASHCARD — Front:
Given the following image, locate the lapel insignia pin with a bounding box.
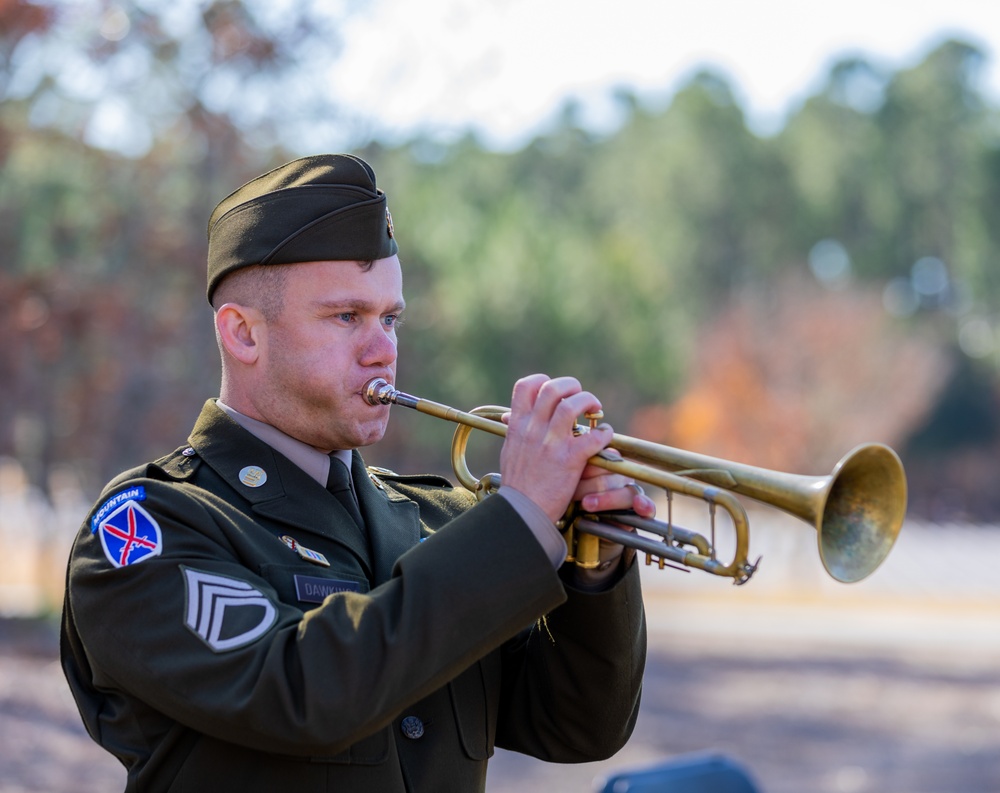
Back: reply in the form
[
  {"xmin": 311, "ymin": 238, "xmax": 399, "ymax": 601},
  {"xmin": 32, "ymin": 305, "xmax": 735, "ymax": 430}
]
[
  {"xmin": 280, "ymin": 535, "xmax": 330, "ymax": 567},
  {"xmin": 239, "ymin": 465, "xmax": 267, "ymax": 487}
]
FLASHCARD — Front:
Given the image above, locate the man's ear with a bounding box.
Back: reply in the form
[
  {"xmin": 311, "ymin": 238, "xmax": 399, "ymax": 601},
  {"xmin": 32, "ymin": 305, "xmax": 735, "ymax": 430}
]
[{"xmin": 216, "ymin": 303, "xmax": 265, "ymax": 365}]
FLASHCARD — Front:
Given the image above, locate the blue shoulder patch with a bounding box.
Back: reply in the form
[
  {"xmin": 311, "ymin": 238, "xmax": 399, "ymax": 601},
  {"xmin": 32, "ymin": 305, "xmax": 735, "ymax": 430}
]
[
  {"xmin": 97, "ymin": 498, "xmax": 162, "ymax": 568},
  {"xmin": 91, "ymin": 486, "xmax": 147, "ymax": 533}
]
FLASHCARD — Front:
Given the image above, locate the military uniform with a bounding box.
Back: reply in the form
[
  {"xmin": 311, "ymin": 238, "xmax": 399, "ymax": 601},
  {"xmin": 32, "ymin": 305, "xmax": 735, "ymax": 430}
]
[{"xmin": 62, "ymin": 401, "xmax": 647, "ymax": 792}]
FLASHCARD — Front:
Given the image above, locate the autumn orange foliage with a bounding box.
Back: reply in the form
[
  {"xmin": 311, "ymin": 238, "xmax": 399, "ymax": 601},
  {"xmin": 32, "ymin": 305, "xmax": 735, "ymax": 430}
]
[{"xmin": 630, "ymin": 275, "xmax": 951, "ymax": 476}]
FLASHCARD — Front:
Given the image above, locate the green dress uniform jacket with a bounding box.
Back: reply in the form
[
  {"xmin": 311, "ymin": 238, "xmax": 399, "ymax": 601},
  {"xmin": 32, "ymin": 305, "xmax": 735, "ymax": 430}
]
[{"xmin": 61, "ymin": 401, "xmax": 646, "ymax": 792}]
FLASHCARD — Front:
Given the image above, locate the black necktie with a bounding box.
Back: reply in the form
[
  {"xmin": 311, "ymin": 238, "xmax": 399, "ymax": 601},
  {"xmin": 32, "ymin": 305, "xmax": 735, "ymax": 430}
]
[{"xmin": 326, "ymin": 456, "xmax": 365, "ymax": 530}]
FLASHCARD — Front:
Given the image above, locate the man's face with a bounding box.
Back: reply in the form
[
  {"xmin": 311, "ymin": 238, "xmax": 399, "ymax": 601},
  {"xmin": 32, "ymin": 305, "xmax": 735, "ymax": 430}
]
[{"xmin": 253, "ymin": 256, "xmax": 404, "ymax": 451}]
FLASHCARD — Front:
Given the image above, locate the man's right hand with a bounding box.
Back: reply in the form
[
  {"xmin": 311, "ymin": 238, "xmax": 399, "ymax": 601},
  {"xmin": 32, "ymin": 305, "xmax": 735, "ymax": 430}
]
[{"xmin": 498, "ymin": 375, "xmax": 614, "ymax": 524}]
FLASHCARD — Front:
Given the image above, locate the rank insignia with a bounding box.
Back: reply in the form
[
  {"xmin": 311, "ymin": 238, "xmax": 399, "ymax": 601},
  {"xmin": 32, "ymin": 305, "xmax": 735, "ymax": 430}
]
[
  {"xmin": 182, "ymin": 567, "xmax": 277, "ymax": 652},
  {"xmin": 98, "ymin": 498, "xmax": 162, "ymax": 568}
]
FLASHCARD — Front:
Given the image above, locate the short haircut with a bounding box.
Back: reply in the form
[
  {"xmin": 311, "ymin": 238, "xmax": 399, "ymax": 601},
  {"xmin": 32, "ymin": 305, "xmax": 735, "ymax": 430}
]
[
  {"xmin": 211, "ymin": 264, "xmax": 288, "ymax": 321},
  {"xmin": 211, "ymin": 259, "xmax": 378, "ymax": 320}
]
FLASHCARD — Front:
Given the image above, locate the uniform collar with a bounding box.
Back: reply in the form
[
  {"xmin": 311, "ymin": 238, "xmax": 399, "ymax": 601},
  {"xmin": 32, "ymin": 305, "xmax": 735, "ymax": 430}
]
[
  {"xmin": 216, "ymin": 400, "xmax": 353, "ymax": 490},
  {"xmin": 188, "ymin": 401, "xmax": 420, "ymax": 585},
  {"xmin": 188, "ymin": 401, "xmax": 373, "ymax": 575}
]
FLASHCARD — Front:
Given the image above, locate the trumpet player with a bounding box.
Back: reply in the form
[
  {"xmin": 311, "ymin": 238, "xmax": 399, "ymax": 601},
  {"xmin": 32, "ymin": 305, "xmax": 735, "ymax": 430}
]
[{"xmin": 61, "ymin": 154, "xmax": 653, "ymax": 793}]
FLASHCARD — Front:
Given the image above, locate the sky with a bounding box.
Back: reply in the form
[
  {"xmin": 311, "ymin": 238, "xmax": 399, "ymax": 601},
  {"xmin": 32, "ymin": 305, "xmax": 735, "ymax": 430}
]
[{"xmin": 327, "ymin": 0, "xmax": 1000, "ymax": 149}]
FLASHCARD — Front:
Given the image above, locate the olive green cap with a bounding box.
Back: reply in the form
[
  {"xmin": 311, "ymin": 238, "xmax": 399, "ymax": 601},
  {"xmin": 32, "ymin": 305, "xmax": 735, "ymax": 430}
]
[{"xmin": 206, "ymin": 154, "xmax": 398, "ymax": 303}]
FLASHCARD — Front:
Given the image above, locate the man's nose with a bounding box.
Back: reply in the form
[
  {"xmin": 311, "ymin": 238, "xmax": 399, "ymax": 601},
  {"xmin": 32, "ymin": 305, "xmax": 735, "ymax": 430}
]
[{"xmin": 360, "ymin": 324, "xmax": 397, "ymax": 367}]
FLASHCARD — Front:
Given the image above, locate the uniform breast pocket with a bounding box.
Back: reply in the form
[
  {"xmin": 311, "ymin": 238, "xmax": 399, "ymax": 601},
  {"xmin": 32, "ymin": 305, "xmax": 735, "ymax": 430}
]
[
  {"xmin": 253, "ymin": 562, "xmax": 389, "ymax": 768},
  {"xmin": 258, "ymin": 562, "xmax": 370, "ymax": 608}
]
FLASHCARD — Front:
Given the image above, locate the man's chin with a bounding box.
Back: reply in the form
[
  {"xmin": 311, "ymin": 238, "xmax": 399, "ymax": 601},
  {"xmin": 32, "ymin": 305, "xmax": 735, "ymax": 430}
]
[{"xmin": 352, "ymin": 419, "xmax": 390, "ymax": 449}]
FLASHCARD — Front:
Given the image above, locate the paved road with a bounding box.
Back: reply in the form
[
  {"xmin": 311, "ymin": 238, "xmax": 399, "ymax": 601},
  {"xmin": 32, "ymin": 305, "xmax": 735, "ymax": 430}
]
[
  {"xmin": 486, "ymin": 518, "xmax": 1000, "ymax": 793},
  {"xmin": 2, "ymin": 521, "xmax": 998, "ymax": 793},
  {"xmin": 485, "ymin": 603, "xmax": 1000, "ymax": 793}
]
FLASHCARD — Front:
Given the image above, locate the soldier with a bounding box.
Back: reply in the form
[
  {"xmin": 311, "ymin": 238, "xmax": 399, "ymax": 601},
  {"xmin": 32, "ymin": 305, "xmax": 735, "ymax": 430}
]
[{"xmin": 61, "ymin": 154, "xmax": 651, "ymax": 792}]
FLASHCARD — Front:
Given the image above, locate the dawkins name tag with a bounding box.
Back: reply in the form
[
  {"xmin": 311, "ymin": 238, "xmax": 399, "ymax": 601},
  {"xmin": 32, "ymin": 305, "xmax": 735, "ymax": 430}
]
[{"xmin": 294, "ymin": 575, "xmax": 361, "ymax": 604}]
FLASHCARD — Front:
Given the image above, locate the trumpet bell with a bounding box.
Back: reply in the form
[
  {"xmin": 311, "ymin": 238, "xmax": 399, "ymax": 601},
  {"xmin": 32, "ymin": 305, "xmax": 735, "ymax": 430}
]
[{"xmin": 819, "ymin": 444, "xmax": 907, "ymax": 583}]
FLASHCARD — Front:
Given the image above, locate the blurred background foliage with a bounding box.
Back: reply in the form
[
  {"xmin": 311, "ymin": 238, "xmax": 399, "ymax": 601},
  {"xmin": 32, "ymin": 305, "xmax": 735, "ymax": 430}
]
[{"xmin": 2, "ymin": 0, "xmax": 1000, "ymax": 522}]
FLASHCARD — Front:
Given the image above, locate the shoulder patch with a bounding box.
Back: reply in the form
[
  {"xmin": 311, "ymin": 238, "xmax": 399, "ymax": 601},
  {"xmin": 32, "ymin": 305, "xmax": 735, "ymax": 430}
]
[
  {"xmin": 91, "ymin": 486, "xmax": 146, "ymax": 533},
  {"xmin": 96, "ymin": 495, "xmax": 163, "ymax": 568},
  {"xmin": 182, "ymin": 567, "xmax": 278, "ymax": 653}
]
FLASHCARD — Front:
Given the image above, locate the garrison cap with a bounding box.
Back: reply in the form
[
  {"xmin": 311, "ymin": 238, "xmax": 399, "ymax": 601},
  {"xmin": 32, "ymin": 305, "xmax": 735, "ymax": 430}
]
[{"xmin": 206, "ymin": 154, "xmax": 398, "ymax": 303}]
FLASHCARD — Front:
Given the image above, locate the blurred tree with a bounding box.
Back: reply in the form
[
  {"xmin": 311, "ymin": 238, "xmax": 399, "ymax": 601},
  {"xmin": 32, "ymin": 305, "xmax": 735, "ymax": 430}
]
[
  {"xmin": 0, "ymin": 128, "xmax": 225, "ymax": 496},
  {"xmin": 877, "ymin": 40, "xmax": 989, "ymax": 276},
  {"xmin": 0, "ymin": 0, "xmax": 56, "ymax": 93},
  {"xmin": 902, "ymin": 355, "xmax": 1000, "ymax": 521},
  {"xmin": 1, "ymin": 0, "xmax": 351, "ymax": 157},
  {"xmin": 778, "ymin": 41, "xmax": 995, "ymax": 287},
  {"xmin": 779, "ymin": 57, "xmax": 892, "ymax": 274},
  {"xmin": 373, "ymin": 69, "xmax": 798, "ymax": 427},
  {"xmin": 0, "ymin": 0, "xmax": 357, "ymax": 496},
  {"xmin": 769, "ymin": 40, "xmax": 1000, "ymax": 522},
  {"xmin": 629, "ymin": 274, "xmax": 951, "ymax": 475},
  {"xmin": 1, "ymin": 13, "xmax": 998, "ymax": 523}
]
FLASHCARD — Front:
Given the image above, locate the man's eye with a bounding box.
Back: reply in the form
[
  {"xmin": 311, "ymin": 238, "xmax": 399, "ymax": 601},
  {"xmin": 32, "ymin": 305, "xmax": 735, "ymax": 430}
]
[
  {"xmin": 383, "ymin": 314, "xmax": 402, "ymax": 328},
  {"xmin": 338, "ymin": 312, "xmax": 356, "ymax": 323}
]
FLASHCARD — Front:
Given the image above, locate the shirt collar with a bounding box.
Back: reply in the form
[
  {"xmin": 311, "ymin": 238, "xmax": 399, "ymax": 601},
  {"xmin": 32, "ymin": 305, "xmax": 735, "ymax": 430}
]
[{"xmin": 216, "ymin": 400, "xmax": 352, "ymax": 488}]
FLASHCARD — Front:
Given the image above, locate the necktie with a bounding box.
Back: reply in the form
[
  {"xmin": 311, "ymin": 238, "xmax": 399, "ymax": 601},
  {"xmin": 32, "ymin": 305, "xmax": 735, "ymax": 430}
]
[{"xmin": 326, "ymin": 455, "xmax": 365, "ymax": 530}]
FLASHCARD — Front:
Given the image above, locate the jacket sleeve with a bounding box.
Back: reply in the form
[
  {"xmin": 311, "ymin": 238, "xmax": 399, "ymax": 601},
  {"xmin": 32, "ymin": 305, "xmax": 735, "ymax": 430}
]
[
  {"xmin": 494, "ymin": 558, "xmax": 647, "ymax": 762},
  {"xmin": 63, "ymin": 478, "xmax": 568, "ymax": 757}
]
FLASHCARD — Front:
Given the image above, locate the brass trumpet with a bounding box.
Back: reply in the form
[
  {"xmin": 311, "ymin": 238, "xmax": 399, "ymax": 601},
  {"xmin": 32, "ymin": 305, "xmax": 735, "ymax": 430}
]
[{"xmin": 364, "ymin": 379, "xmax": 907, "ymax": 585}]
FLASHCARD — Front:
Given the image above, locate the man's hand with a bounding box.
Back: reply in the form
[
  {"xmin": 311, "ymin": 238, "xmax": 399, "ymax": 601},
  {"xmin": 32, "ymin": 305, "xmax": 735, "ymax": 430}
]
[
  {"xmin": 499, "ymin": 375, "xmax": 656, "ymax": 523},
  {"xmin": 498, "ymin": 375, "xmax": 657, "ymax": 589},
  {"xmin": 499, "ymin": 375, "xmax": 615, "ymax": 523},
  {"xmin": 571, "ymin": 453, "xmax": 657, "ymax": 588},
  {"xmin": 575, "ymin": 453, "xmax": 656, "ymax": 519}
]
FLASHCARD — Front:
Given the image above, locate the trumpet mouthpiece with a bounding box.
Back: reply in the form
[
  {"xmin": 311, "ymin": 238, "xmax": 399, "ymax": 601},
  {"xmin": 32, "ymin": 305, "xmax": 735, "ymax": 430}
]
[{"xmin": 364, "ymin": 378, "xmax": 394, "ymax": 406}]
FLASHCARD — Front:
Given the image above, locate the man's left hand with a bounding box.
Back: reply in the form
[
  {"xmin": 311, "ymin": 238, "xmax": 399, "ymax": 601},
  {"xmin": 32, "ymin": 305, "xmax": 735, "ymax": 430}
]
[{"xmin": 570, "ymin": 452, "xmax": 656, "ymax": 589}]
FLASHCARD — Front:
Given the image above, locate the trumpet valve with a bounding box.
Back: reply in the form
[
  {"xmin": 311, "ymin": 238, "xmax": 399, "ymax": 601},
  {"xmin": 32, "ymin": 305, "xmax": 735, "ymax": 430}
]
[
  {"xmin": 573, "ymin": 410, "xmax": 605, "ymax": 437},
  {"xmin": 574, "ymin": 532, "xmax": 602, "ymax": 569}
]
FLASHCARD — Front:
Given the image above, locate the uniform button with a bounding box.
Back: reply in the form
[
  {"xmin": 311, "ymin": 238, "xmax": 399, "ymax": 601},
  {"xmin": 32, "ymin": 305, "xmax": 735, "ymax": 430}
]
[
  {"xmin": 400, "ymin": 715, "xmax": 424, "ymax": 740},
  {"xmin": 181, "ymin": 447, "xmax": 196, "ymax": 457}
]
